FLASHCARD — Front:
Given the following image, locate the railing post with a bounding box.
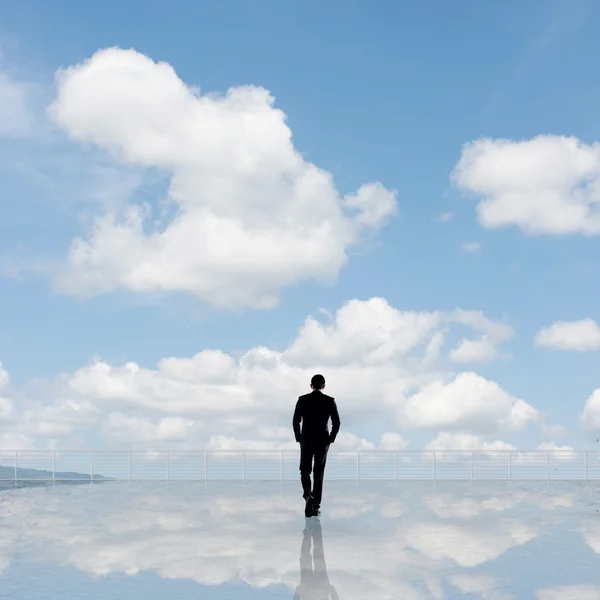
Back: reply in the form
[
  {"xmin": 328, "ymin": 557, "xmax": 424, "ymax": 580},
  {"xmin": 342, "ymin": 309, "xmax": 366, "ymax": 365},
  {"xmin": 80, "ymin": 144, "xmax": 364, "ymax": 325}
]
[
  {"xmin": 53, "ymin": 450, "xmax": 56, "ymax": 482},
  {"xmin": 509, "ymin": 451, "xmax": 512, "ymax": 480},
  {"xmin": 585, "ymin": 451, "xmax": 588, "ymax": 480},
  {"xmin": 433, "ymin": 451, "xmax": 436, "ymax": 480},
  {"xmin": 91, "ymin": 451, "xmax": 94, "ymax": 482},
  {"xmin": 128, "ymin": 450, "xmax": 132, "ymax": 480}
]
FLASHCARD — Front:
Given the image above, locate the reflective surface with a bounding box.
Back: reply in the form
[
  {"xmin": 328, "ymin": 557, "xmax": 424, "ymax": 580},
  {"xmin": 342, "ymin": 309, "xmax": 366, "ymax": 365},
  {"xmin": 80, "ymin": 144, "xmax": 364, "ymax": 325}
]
[{"xmin": 1, "ymin": 479, "xmax": 600, "ymax": 599}]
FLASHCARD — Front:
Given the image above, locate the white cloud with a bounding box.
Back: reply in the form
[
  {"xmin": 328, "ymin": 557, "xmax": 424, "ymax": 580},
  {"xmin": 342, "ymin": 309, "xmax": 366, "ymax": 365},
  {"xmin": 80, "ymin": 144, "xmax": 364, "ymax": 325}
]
[
  {"xmin": 447, "ymin": 309, "xmax": 514, "ymax": 363},
  {"xmin": 424, "ymin": 432, "xmax": 516, "ymax": 452},
  {"xmin": 448, "ymin": 336, "xmax": 500, "ymax": 363},
  {"xmin": 0, "ymin": 432, "xmax": 34, "ymax": 451},
  {"xmin": 100, "ymin": 413, "xmax": 205, "ymax": 445},
  {"xmin": 46, "ymin": 47, "xmax": 398, "ymax": 309},
  {"xmin": 535, "ymin": 441, "xmax": 577, "ymax": 462},
  {"xmin": 284, "ymin": 298, "xmax": 441, "ymax": 367},
  {"xmin": 0, "ymin": 359, "xmax": 100, "ymax": 449},
  {"xmin": 462, "ymin": 241, "xmax": 482, "ymax": 253},
  {"xmin": 0, "ymin": 363, "xmax": 27, "ymax": 450},
  {"xmin": 403, "ymin": 373, "xmax": 536, "ymax": 433},
  {"xmin": 285, "ymin": 303, "xmax": 513, "ymax": 367},
  {"xmin": 0, "ymin": 362, "xmax": 11, "ymax": 394},
  {"xmin": 450, "ymin": 309, "xmax": 514, "ymax": 341},
  {"xmin": 0, "ymin": 397, "xmax": 14, "ymax": 421},
  {"xmin": 535, "ymin": 319, "xmax": 600, "ymax": 351},
  {"xmin": 378, "ymin": 432, "xmax": 409, "ymax": 450},
  {"xmin": 438, "ymin": 211, "xmax": 454, "ymax": 222},
  {"xmin": 0, "ymin": 298, "xmax": 531, "ymax": 449},
  {"xmin": 452, "ymin": 135, "xmax": 600, "ymax": 236},
  {"xmin": 579, "ymin": 388, "xmax": 600, "ymax": 431}
]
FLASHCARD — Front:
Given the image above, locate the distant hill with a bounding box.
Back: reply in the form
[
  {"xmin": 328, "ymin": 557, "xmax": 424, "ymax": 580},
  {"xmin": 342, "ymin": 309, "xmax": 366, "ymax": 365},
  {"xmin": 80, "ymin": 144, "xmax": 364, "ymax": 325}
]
[{"xmin": 0, "ymin": 464, "xmax": 109, "ymax": 481}]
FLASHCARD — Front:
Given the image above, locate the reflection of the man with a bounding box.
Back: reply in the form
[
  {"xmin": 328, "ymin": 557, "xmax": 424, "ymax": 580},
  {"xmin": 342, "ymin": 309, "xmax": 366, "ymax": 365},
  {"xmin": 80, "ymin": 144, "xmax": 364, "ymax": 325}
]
[{"xmin": 294, "ymin": 517, "xmax": 339, "ymax": 600}]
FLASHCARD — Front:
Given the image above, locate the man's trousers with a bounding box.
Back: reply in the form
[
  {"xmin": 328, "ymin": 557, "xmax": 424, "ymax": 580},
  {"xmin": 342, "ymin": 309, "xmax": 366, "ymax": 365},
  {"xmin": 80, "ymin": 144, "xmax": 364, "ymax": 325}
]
[{"xmin": 299, "ymin": 439, "xmax": 330, "ymax": 506}]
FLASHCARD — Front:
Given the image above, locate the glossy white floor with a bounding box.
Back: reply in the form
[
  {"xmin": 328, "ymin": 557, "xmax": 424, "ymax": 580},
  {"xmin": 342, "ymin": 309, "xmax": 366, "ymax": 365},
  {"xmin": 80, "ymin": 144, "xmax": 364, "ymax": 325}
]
[{"xmin": 1, "ymin": 479, "xmax": 599, "ymax": 599}]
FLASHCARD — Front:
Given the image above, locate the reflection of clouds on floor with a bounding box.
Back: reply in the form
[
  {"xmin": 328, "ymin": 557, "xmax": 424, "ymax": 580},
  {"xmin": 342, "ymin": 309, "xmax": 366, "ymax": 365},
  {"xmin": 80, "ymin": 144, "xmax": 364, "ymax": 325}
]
[
  {"xmin": 404, "ymin": 519, "xmax": 537, "ymax": 567},
  {"xmin": 0, "ymin": 481, "xmax": 597, "ymax": 599},
  {"xmin": 536, "ymin": 585, "xmax": 600, "ymax": 600},
  {"xmin": 425, "ymin": 488, "xmax": 576, "ymax": 519},
  {"xmin": 449, "ymin": 573, "xmax": 514, "ymax": 600},
  {"xmin": 0, "ymin": 531, "xmax": 13, "ymax": 575},
  {"xmin": 581, "ymin": 520, "xmax": 600, "ymax": 554}
]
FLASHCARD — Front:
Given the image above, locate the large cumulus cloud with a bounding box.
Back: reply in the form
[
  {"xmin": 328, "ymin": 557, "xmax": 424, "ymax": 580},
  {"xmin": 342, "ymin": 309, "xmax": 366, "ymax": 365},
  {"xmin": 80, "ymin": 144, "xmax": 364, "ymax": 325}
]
[{"xmin": 47, "ymin": 47, "xmax": 397, "ymax": 309}]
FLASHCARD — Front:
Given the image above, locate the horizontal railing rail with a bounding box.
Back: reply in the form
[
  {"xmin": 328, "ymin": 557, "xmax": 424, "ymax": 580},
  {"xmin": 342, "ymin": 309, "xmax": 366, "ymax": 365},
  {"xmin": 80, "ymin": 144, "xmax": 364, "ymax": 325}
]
[{"xmin": 1, "ymin": 449, "xmax": 599, "ymax": 481}]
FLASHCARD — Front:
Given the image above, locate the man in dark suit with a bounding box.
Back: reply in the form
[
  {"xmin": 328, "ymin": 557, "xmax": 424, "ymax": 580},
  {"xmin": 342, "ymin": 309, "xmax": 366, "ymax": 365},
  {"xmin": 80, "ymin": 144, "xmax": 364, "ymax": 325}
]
[{"xmin": 293, "ymin": 374, "xmax": 341, "ymax": 517}]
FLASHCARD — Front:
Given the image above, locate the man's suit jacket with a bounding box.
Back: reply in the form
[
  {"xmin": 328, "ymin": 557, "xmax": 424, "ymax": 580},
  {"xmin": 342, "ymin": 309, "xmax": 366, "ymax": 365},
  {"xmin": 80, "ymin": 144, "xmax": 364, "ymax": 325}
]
[{"xmin": 293, "ymin": 390, "xmax": 340, "ymax": 445}]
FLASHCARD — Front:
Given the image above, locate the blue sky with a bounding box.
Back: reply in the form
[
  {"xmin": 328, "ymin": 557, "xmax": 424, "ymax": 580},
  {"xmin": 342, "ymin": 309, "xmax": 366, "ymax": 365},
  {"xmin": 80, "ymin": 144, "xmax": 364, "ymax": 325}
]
[{"xmin": 1, "ymin": 0, "xmax": 600, "ymax": 452}]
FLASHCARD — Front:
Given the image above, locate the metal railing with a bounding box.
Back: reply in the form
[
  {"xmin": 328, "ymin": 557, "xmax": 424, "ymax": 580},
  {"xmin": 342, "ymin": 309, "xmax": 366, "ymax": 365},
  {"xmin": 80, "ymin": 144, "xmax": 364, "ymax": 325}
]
[{"xmin": 1, "ymin": 449, "xmax": 599, "ymax": 481}]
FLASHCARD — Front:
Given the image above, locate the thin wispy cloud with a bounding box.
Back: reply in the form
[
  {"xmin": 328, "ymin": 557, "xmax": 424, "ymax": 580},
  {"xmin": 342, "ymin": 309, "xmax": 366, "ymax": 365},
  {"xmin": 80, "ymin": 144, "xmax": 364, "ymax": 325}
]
[
  {"xmin": 484, "ymin": 0, "xmax": 590, "ymax": 115},
  {"xmin": 462, "ymin": 241, "xmax": 482, "ymax": 254}
]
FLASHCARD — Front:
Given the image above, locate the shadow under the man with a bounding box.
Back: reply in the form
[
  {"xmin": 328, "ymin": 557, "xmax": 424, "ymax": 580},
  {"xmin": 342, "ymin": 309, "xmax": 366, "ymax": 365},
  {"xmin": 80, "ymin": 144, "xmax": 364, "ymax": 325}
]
[{"xmin": 294, "ymin": 517, "xmax": 339, "ymax": 600}]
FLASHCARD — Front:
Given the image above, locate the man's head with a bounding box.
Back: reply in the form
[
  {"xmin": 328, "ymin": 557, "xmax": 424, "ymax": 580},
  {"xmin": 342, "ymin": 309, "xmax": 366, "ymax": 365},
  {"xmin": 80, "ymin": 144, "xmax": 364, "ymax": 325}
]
[{"xmin": 310, "ymin": 374, "xmax": 326, "ymax": 391}]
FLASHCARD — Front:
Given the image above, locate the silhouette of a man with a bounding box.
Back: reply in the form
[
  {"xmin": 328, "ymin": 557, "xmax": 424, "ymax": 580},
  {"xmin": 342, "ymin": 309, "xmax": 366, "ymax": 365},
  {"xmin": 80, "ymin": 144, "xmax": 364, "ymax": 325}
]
[
  {"xmin": 293, "ymin": 517, "xmax": 339, "ymax": 600},
  {"xmin": 293, "ymin": 374, "xmax": 340, "ymax": 517}
]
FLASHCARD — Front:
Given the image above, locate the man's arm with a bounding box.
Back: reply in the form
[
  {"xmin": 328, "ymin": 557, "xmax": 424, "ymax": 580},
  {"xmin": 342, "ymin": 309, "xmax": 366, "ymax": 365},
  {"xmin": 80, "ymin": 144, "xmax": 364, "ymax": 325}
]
[
  {"xmin": 329, "ymin": 399, "xmax": 340, "ymax": 443},
  {"xmin": 293, "ymin": 397, "xmax": 303, "ymax": 442}
]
